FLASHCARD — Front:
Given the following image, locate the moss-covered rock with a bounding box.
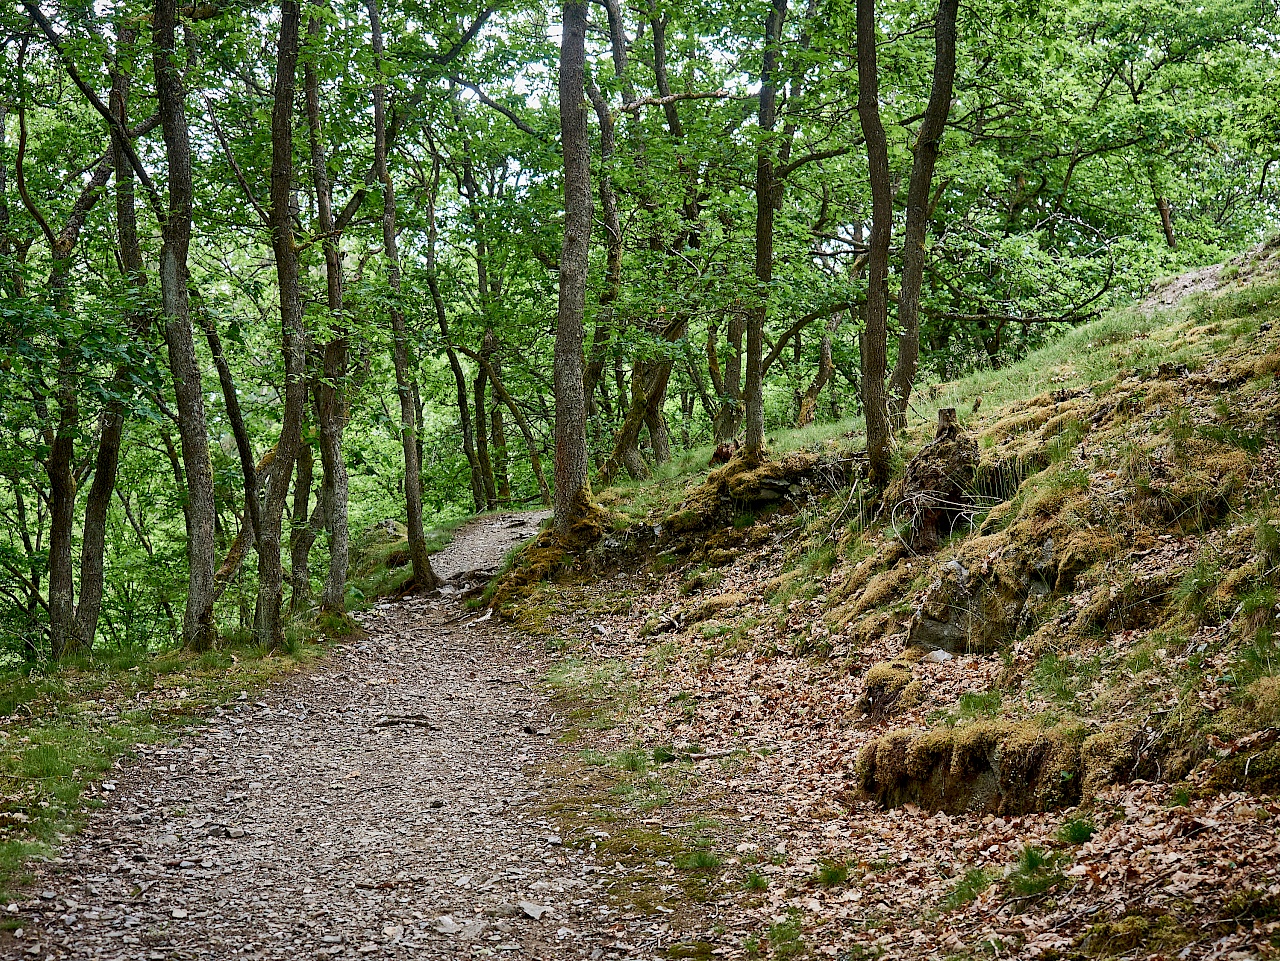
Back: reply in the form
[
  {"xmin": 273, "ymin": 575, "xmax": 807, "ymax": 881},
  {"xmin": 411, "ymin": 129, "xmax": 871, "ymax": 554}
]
[
  {"xmin": 856, "ymin": 661, "xmax": 915, "ymax": 716},
  {"xmin": 858, "ymin": 719, "xmax": 1089, "ymax": 815}
]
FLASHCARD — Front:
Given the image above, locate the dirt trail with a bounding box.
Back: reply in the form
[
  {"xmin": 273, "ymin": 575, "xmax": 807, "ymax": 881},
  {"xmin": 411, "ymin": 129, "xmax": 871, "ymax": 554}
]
[{"xmin": 6, "ymin": 512, "xmax": 635, "ymax": 961}]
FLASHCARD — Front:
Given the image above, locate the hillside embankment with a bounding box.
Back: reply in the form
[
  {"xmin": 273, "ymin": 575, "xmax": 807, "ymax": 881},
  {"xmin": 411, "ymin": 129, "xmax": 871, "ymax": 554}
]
[{"xmin": 492, "ymin": 247, "xmax": 1280, "ymax": 959}]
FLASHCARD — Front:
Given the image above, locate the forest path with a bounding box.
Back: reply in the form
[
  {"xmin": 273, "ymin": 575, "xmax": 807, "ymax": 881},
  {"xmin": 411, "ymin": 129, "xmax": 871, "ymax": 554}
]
[{"xmin": 10, "ymin": 511, "xmax": 630, "ymax": 961}]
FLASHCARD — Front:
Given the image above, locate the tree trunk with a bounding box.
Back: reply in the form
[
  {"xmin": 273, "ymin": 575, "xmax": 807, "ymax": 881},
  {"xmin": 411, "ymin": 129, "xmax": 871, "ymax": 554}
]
[
  {"xmin": 368, "ymin": 0, "xmax": 440, "ymax": 590},
  {"xmin": 76, "ymin": 36, "xmax": 148, "ymax": 649},
  {"xmin": 743, "ymin": 0, "xmax": 789, "ymax": 460},
  {"xmin": 600, "ymin": 367, "xmax": 654, "ymax": 485},
  {"xmin": 45, "ymin": 360, "xmax": 77, "ymax": 660},
  {"xmin": 288, "ymin": 441, "xmax": 317, "ymax": 615},
  {"xmin": 712, "ymin": 309, "xmax": 745, "ymax": 443},
  {"xmin": 887, "ymin": 0, "xmax": 959, "ymax": 428},
  {"xmin": 856, "ymin": 0, "xmax": 894, "ymax": 488},
  {"xmin": 491, "ymin": 400, "xmax": 510, "ymax": 504},
  {"xmin": 553, "ymin": 0, "xmax": 595, "ymax": 537},
  {"xmin": 154, "ymin": 0, "xmax": 217, "ymax": 651},
  {"xmin": 256, "ymin": 0, "xmax": 309, "ymax": 649},
  {"xmin": 796, "ymin": 313, "xmax": 839, "ymax": 427},
  {"xmin": 477, "ymin": 353, "xmax": 551, "ymax": 505},
  {"xmin": 643, "ymin": 362, "xmax": 673, "ymax": 465},
  {"xmin": 304, "ymin": 11, "xmax": 351, "ymax": 616},
  {"xmin": 475, "ymin": 368, "xmax": 498, "ymax": 509},
  {"xmin": 1155, "ymin": 194, "xmax": 1177, "ymax": 249}
]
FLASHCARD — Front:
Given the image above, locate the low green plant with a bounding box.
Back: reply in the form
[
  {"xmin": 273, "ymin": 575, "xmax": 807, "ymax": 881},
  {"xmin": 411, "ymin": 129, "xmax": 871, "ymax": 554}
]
[
  {"xmin": 676, "ymin": 849, "xmax": 722, "ymax": 871},
  {"xmin": 814, "ymin": 861, "xmax": 849, "ymax": 886},
  {"xmin": 767, "ymin": 911, "xmax": 806, "ymax": 959},
  {"xmin": 1258, "ymin": 519, "xmax": 1280, "ymax": 578},
  {"xmin": 942, "ymin": 868, "xmax": 996, "ymax": 910},
  {"xmin": 1056, "ymin": 816, "xmax": 1096, "ymax": 845},
  {"xmin": 1006, "ymin": 844, "xmax": 1062, "ymax": 898},
  {"xmin": 744, "ymin": 870, "xmax": 769, "ymax": 892}
]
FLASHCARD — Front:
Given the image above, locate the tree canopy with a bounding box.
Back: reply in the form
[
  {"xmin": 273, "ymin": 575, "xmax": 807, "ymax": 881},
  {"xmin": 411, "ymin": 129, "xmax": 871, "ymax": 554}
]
[{"xmin": 1, "ymin": 0, "xmax": 1276, "ymax": 658}]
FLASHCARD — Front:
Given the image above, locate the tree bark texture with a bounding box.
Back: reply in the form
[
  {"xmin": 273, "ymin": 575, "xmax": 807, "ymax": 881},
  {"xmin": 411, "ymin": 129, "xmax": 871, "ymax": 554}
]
[
  {"xmin": 857, "ymin": 0, "xmax": 894, "ymax": 488},
  {"xmin": 154, "ymin": 0, "xmax": 218, "ymax": 650},
  {"xmin": 553, "ymin": 0, "xmax": 594, "ymax": 535},
  {"xmin": 304, "ymin": 11, "xmax": 351, "ymax": 616},
  {"xmin": 256, "ymin": 0, "xmax": 309, "ymax": 649},
  {"xmin": 744, "ymin": 0, "xmax": 789, "ymax": 459},
  {"xmin": 887, "ymin": 0, "xmax": 959, "ymax": 428},
  {"xmin": 368, "ymin": 0, "xmax": 440, "ymax": 590}
]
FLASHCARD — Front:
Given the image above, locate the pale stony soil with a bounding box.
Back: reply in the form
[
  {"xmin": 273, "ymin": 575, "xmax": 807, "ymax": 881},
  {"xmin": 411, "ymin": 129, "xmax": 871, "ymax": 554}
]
[{"xmin": 2, "ymin": 512, "xmax": 666, "ymax": 961}]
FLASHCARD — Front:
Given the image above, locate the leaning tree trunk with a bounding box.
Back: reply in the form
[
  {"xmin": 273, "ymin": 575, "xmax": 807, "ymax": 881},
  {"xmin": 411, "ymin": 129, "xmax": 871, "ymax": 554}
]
[
  {"xmin": 887, "ymin": 0, "xmax": 959, "ymax": 428},
  {"xmin": 856, "ymin": 0, "xmax": 894, "ymax": 488},
  {"xmin": 477, "ymin": 353, "xmax": 551, "ymax": 506},
  {"xmin": 369, "ymin": 0, "xmax": 439, "ymax": 590},
  {"xmin": 796, "ymin": 312, "xmax": 840, "ymax": 427},
  {"xmin": 553, "ymin": 0, "xmax": 595, "ymax": 537},
  {"xmin": 256, "ymin": 0, "xmax": 309, "ymax": 649},
  {"xmin": 154, "ymin": 0, "xmax": 217, "ymax": 651}
]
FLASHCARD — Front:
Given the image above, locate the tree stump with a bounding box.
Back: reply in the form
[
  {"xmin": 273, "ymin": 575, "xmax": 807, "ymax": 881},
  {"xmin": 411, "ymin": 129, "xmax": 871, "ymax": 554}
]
[{"xmin": 899, "ymin": 407, "xmax": 977, "ymax": 551}]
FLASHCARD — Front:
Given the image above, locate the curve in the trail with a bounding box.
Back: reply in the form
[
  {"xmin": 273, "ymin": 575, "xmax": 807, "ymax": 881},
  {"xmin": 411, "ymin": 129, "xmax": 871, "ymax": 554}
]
[{"xmin": 4, "ymin": 511, "xmax": 635, "ymax": 961}]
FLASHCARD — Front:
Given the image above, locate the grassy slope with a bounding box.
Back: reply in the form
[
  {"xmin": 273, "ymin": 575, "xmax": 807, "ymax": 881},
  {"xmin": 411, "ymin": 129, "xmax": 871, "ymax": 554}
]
[{"xmin": 503, "ymin": 256, "xmax": 1280, "ymax": 958}]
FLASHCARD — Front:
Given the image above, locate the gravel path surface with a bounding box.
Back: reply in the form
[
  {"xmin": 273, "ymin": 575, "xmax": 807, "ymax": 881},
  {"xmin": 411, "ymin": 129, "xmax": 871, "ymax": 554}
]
[{"xmin": 5, "ymin": 512, "xmax": 636, "ymax": 961}]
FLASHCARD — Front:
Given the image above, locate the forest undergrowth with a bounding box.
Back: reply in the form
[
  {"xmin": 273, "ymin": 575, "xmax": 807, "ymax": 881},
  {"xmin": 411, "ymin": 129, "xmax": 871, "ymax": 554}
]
[{"xmin": 496, "ymin": 252, "xmax": 1280, "ymax": 959}]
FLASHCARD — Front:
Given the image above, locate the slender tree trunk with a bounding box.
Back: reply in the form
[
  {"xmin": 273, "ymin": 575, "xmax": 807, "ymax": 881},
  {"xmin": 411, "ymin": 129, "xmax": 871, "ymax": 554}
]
[
  {"xmin": 887, "ymin": 0, "xmax": 959, "ymax": 428},
  {"xmin": 304, "ymin": 12, "xmax": 351, "ymax": 616},
  {"xmin": 712, "ymin": 309, "xmax": 746, "ymax": 443},
  {"xmin": 857, "ymin": 0, "xmax": 894, "ymax": 488},
  {"xmin": 553, "ymin": 0, "xmax": 594, "ymax": 536},
  {"xmin": 743, "ymin": 0, "xmax": 789, "ymax": 460},
  {"xmin": 491, "ymin": 401, "xmax": 510, "ymax": 504},
  {"xmin": 474, "ymin": 369, "xmax": 498, "ymax": 509},
  {"xmin": 796, "ymin": 313, "xmax": 840, "ymax": 426},
  {"xmin": 154, "ymin": 0, "xmax": 217, "ymax": 650},
  {"xmin": 288, "ymin": 441, "xmax": 316, "ymax": 615},
  {"xmin": 256, "ymin": 0, "xmax": 309, "ymax": 648},
  {"xmin": 368, "ymin": 0, "xmax": 439, "ymax": 589},
  {"xmin": 477, "ymin": 353, "xmax": 551, "ymax": 505},
  {"xmin": 44, "ymin": 358, "xmax": 77, "ymax": 660},
  {"xmin": 600, "ymin": 367, "xmax": 654, "ymax": 485},
  {"xmin": 1155, "ymin": 194, "xmax": 1177, "ymax": 249},
  {"xmin": 76, "ymin": 37, "xmax": 148, "ymax": 649}
]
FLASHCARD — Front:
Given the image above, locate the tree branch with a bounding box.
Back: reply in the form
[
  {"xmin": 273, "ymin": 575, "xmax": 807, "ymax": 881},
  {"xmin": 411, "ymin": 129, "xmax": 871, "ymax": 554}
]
[
  {"xmin": 449, "ymin": 76, "xmax": 547, "ymax": 140},
  {"xmin": 21, "ymin": 0, "xmax": 165, "ymax": 220},
  {"xmin": 763, "ymin": 301, "xmax": 854, "ymax": 373}
]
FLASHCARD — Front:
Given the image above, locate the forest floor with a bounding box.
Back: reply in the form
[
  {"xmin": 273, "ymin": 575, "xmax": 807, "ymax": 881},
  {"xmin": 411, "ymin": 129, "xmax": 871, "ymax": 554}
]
[{"xmin": 1, "ymin": 511, "xmax": 674, "ymax": 961}]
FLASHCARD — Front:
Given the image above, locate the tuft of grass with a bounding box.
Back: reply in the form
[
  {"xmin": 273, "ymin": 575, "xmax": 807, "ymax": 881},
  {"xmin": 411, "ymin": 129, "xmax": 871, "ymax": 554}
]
[
  {"xmin": 676, "ymin": 849, "xmax": 723, "ymax": 871},
  {"xmin": 1174, "ymin": 554, "xmax": 1222, "ymax": 618},
  {"xmin": 1056, "ymin": 817, "xmax": 1097, "ymax": 845},
  {"xmin": 1006, "ymin": 844, "xmax": 1062, "ymax": 898},
  {"xmin": 814, "ymin": 861, "xmax": 849, "ymax": 886},
  {"xmin": 942, "ymin": 868, "xmax": 996, "ymax": 910},
  {"xmin": 766, "ymin": 911, "xmax": 806, "ymax": 959},
  {"xmin": 743, "ymin": 870, "xmax": 769, "ymax": 892}
]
